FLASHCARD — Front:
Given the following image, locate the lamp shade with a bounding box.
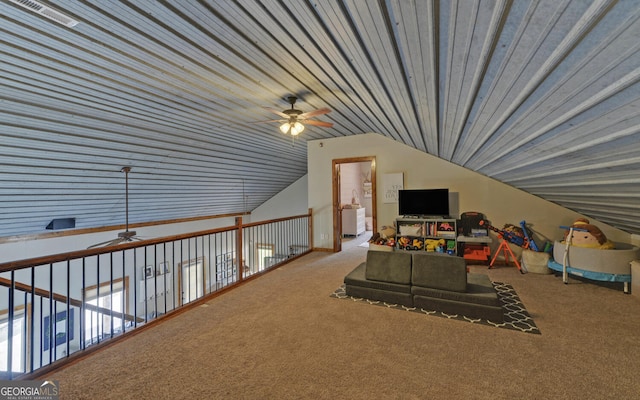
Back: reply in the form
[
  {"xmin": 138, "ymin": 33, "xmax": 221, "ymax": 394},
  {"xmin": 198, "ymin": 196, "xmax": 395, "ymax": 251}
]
[
  {"xmin": 279, "ymin": 122, "xmax": 291, "ymax": 134},
  {"xmin": 290, "ymin": 121, "xmax": 304, "ymax": 136},
  {"xmin": 279, "ymin": 121, "xmax": 305, "ymax": 136}
]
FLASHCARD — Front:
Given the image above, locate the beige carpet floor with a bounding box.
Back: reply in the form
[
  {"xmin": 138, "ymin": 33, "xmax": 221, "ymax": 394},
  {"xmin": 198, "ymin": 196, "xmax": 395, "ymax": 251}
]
[{"xmin": 46, "ymin": 245, "xmax": 640, "ymax": 399}]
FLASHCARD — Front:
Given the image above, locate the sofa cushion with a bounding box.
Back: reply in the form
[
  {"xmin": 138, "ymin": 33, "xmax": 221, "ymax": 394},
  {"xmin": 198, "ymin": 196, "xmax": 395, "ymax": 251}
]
[
  {"xmin": 411, "ymin": 273, "xmax": 500, "ymax": 307},
  {"xmin": 465, "ymin": 273, "xmax": 501, "ymax": 306},
  {"xmin": 411, "ymin": 252, "xmax": 467, "ymax": 292},
  {"xmin": 346, "ymin": 285, "xmax": 413, "ymax": 307},
  {"xmin": 364, "ymin": 250, "xmax": 412, "ymax": 285}
]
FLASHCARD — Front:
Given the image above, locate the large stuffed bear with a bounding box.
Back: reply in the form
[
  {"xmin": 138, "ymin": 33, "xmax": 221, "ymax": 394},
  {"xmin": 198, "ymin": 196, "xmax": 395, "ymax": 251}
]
[{"xmin": 564, "ymin": 218, "xmax": 615, "ymax": 249}]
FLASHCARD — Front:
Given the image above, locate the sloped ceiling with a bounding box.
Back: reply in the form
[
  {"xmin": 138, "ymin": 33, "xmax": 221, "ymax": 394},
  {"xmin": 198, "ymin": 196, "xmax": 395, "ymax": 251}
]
[{"xmin": 1, "ymin": 0, "xmax": 639, "ymax": 238}]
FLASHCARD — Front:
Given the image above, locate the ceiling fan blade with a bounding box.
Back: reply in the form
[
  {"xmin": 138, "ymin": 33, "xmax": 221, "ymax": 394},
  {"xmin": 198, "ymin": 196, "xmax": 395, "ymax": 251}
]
[
  {"xmin": 87, "ymin": 239, "xmax": 117, "ymax": 249},
  {"xmin": 264, "ymin": 107, "xmax": 289, "ymax": 119},
  {"xmin": 303, "ymin": 120, "xmax": 334, "ymax": 128},
  {"xmin": 87, "ymin": 237, "xmax": 125, "ymax": 248},
  {"xmin": 298, "ymin": 108, "xmax": 331, "ymax": 119}
]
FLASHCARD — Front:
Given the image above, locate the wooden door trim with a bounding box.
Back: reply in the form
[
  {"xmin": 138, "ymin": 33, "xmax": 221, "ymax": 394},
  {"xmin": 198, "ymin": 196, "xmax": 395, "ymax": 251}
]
[{"xmin": 331, "ymin": 156, "xmax": 377, "ymax": 252}]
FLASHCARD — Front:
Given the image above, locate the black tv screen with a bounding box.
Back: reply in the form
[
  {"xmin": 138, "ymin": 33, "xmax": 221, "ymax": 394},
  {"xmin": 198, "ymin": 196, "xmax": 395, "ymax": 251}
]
[{"xmin": 398, "ymin": 189, "xmax": 449, "ymax": 217}]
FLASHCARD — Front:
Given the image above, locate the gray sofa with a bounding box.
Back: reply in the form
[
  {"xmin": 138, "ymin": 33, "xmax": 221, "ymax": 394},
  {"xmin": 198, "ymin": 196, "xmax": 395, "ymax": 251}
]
[{"xmin": 344, "ymin": 250, "xmax": 504, "ymax": 322}]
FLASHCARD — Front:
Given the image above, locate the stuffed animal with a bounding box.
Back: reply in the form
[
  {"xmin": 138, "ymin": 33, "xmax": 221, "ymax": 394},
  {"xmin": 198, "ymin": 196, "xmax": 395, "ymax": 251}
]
[{"xmin": 564, "ymin": 218, "xmax": 615, "ymax": 249}]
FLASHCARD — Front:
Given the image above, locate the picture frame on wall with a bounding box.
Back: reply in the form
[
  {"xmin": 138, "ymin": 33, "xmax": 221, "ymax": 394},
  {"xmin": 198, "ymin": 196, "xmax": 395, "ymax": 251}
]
[
  {"xmin": 383, "ymin": 173, "xmax": 403, "ymax": 203},
  {"xmin": 158, "ymin": 261, "xmax": 170, "ymax": 275},
  {"xmin": 145, "ymin": 265, "xmax": 154, "ymax": 279},
  {"xmin": 44, "ymin": 309, "xmax": 74, "ymax": 351}
]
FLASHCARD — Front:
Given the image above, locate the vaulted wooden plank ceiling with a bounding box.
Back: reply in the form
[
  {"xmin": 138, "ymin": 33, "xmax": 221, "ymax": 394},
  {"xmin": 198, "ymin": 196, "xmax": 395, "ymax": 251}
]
[{"xmin": 1, "ymin": 0, "xmax": 639, "ymax": 238}]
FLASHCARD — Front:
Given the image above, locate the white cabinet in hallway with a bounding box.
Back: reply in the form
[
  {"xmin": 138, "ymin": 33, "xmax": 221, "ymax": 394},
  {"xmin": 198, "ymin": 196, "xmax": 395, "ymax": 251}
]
[{"xmin": 342, "ymin": 208, "xmax": 365, "ymax": 237}]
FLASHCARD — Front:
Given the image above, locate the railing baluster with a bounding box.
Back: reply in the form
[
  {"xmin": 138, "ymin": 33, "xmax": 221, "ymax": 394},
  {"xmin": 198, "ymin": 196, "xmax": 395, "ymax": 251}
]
[
  {"xmin": 8, "ymin": 270, "xmax": 14, "ymax": 377},
  {"xmin": 170, "ymin": 241, "xmax": 176, "ymax": 310},
  {"xmin": 48, "ymin": 263, "xmax": 53, "ymax": 363},
  {"xmin": 162, "ymin": 242, "xmax": 167, "ymax": 314},
  {"xmin": 66, "ymin": 259, "xmax": 71, "ymax": 358},
  {"xmin": 29, "ymin": 266, "xmax": 35, "ymax": 373},
  {"xmin": 96, "ymin": 256, "xmax": 100, "ymax": 344},
  {"xmin": 109, "ymin": 253, "xmax": 114, "ymax": 339},
  {"xmin": 133, "ymin": 249, "xmax": 138, "ymax": 329},
  {"xmin": 195, "ymin": 236, "xmax": 199, "ymax": 300},
  {"xmin": 121, "ymin": 251, "xmax": 126, "ymax": 335},
  {"xmin": 0, "ymin": 212, "xmax": 311, "ymax": 379},
  {"xmin": 38, "ymin": 296, "xmax": 43, "ymax": 370},
  {"xmin": 81, "ymin": 257, "xmax": 86, "ymax": 350}
]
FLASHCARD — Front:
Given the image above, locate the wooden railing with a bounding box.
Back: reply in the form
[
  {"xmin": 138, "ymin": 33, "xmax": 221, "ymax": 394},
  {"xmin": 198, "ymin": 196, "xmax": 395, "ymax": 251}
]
[{"xmin": 0, "ymin": 212, "xmax": 312, "ymax": 380}]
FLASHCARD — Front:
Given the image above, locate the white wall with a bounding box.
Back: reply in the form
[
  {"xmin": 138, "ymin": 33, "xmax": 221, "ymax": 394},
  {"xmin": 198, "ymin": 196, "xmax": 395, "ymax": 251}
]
[
  {"xmin": 249, "ymin": 175, "xmax": 309, "ymax": 222},
  {"xmin": 308, "ymin": 133, "xmax": 631, "ymax": 250},
  {"xmin": 0, "ymin": 178, "xmax": 309, "ymax": 264},
  {"xmin": 339, "ymin": 162, "xmax": 366, "ymax": 206},
  {"xmin": 0, "ymin": 217, "xmax": 237, "ymax": 263}
]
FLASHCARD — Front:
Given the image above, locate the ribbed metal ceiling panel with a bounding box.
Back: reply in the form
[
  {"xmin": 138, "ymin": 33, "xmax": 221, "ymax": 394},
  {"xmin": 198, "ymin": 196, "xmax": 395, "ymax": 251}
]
[{"xmin": 1, "ymin": 0, "xmax": 639, "ymax": 237}]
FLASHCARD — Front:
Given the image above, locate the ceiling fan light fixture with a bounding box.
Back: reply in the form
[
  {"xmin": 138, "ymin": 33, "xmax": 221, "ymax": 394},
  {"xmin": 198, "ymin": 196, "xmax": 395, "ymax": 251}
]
[
  {"xmin": 279, "ymin": 122, "xmax": 291, "ymax": 134},
  {"xmin": 265, "ymin": 96, "xmax": 330, "ymax": 141},
  {"xmin": 279, "ymin": 121, "xmax": 304, "ymax": 136},
  {"xmin": 291, "ymin": 121, "xmax": 304, "ymax": 136}
]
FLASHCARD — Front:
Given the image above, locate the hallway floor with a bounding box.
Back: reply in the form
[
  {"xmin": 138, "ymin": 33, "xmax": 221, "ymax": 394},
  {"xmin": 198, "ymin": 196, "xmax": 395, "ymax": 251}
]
[{"xmin": 341, "ymin": 230, "xmax": 372, "ymax": 250}]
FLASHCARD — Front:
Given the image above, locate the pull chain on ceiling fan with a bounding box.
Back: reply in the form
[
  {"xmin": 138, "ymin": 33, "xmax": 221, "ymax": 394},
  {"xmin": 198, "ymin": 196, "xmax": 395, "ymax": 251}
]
[{"xmin": 88, "ymin": 166, "xmax": 143, "ymax": 248}]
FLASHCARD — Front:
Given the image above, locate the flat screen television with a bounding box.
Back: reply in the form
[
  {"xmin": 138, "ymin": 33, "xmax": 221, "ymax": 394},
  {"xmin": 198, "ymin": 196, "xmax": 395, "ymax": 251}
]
[{"xmin": 398, "ymin": 189, "xmax": 449, "ymax": 217}]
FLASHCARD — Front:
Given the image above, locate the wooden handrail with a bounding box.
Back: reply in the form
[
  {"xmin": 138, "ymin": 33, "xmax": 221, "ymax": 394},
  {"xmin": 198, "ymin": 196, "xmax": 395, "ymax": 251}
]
[
  {"xmin": 240, "ymin": 212, "xmax": 311, "ymax": 228},
  {"xmin": 0, "ymin": 212, "xmax": 312, "ymax": 272},
  {"xmin": 3, "ymin": 211, "xmax": 313, "ymax": 380}
]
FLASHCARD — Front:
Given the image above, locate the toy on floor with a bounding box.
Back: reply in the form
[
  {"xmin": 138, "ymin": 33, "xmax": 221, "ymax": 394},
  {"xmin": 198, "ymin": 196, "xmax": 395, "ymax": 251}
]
[
  {"xmin": 479, "ymin": 220, "xmax": 533, "ymax": 250},
  {"xmin": 518, "ymin": 220, "xmax": 539, "ymax": 251},
  {"xmin": 556, "ymin": 218, "xmax": 618, "ymax": 286},
  {"xmin": 562, "ymin": 218, "xmax": 614, "ymax": 249},
  {"xmin": 369, "ymin": 225, "xmax": 396, "ymax": 247},
  {"xmin": 479, "ymin": 220, "xmax": 532, "ymax": 273}
]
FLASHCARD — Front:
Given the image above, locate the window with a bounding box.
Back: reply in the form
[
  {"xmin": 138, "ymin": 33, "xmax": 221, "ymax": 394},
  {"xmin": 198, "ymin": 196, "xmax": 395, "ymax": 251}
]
[
  {"xmin": 214, "ymin": 253, "xmax": 236, "ymax": 286},
  {"xmin": 256, "ymin": 244, "xmax": 274, "ymax": 271},
  {"xmin": 83, "ymin": 279, "xmax": 127, "ymax": 345},
  {"xmin": 0, "ymin": 307, "xmax": 28, "ymax": 373},
  {"xmin": 180, "ymin": 258, "xmax": 205, "ymax": 304}
]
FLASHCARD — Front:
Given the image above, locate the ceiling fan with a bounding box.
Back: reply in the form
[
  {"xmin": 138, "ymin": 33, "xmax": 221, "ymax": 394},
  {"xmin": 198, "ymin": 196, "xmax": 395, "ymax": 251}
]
[
  {"xmin": 88, "ymin": 166, "xmax": 144, "ymax": 248},
  {"xmin": 260, "ymin": 96, "xmax": 333, "ymax": 139}
]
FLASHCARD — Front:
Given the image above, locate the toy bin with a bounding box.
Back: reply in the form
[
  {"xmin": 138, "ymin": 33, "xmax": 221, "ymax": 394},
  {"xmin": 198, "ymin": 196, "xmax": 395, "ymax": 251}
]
[
  {"xmin": 463, "ymin": 244, "xmax": 491, "ymax": 263},
  {"xmin": 522, "ymin": 249, "xmax": 552, "ymax": 274}
]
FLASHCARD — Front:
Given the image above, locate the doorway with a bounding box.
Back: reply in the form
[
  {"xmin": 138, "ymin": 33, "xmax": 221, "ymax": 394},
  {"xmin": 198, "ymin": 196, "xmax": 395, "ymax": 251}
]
[
  {"xmin": 179, "ymin": 257, "xmax": 205, "ymax": 305},
  {"xmin": 332, "ymin": 157, "xmax": 377, "ymax": 252}
]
